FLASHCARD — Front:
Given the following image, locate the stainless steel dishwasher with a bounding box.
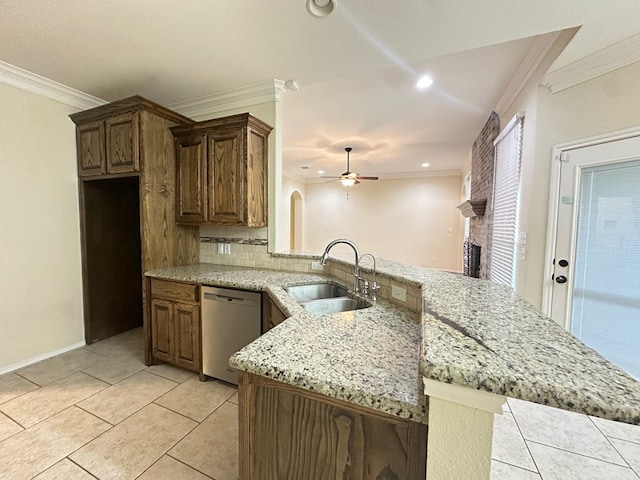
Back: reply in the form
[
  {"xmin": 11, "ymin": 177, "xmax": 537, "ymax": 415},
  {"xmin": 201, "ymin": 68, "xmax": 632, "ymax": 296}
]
[{"xmin": 201, "ymin": 286, "xmax": 261, "ymax": 385}]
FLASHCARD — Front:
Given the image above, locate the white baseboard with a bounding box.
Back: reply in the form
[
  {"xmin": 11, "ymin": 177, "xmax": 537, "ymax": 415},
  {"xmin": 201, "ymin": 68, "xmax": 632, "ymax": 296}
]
[{"xmin": 0, "ymin": 341, "xmax": 87, "ymax": 376}]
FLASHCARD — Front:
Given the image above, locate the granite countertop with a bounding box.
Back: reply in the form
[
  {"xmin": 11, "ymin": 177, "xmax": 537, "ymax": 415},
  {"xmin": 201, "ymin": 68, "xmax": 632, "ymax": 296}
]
[
  {"xmin": 415, "ymin": 268, "xmax": 640, "ymax": 424},
  {"xmin": 270, "ymin": 253, "xmax": 640, "ymax": 425},
  {"xmin": 146, "ymin": 264, "xmax": 427, "ymax": 423},
  {"xmin": 147, "ymin": 258, "xmax": 640, "ymax": 426}
]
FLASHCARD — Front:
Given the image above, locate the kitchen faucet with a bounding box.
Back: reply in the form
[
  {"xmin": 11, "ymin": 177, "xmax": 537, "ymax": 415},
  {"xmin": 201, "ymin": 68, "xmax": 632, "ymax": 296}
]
[
  {"xmin": 319, "ymin": 239, "xmax": 362, "ymax": 293},
  {"xmin": 357, "ymin": 253, "xmax": 380, "ymax": 302}
]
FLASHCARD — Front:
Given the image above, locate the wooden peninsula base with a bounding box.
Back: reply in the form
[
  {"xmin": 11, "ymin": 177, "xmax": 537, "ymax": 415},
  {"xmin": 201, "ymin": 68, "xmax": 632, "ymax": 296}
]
[{"xmin": 238, "ymin": 372, "xmax": 428, "ymax": 480}]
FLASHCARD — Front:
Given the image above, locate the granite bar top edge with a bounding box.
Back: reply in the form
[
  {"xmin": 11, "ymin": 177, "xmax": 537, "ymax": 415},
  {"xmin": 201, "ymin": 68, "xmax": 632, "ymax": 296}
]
[
  {"xmin": 230, "ymin": 350, "xmax": 428, "ymax": 424},
  {"xmin": 417, "ymin": 269, "xmax": 640, "ymax": 425}
]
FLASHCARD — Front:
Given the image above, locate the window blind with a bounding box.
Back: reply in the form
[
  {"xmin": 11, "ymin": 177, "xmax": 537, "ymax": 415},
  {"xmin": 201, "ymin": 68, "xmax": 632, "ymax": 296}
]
[{"xmin": 490, "ymin": 114, "xmax": 524, "ymax": 288}]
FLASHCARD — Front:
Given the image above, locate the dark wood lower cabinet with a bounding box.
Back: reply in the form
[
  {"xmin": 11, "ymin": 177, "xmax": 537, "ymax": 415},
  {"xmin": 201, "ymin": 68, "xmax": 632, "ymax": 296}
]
[
  {"xmin": 174, "ymin": 302, "xmax": 200, "ymax": 371},
  {"xmin": 150, "ymin": 298, "xmax": 173, "ymax": 363},
  {"xmin": 149, "ymin": 279, "xmax": 200, "ymax": 373},
  {"xmin": 261, "ymin": 294, "xmax": 288, "ymax": 333},
  {"xmin": 239, "ymin": 373, "xmax": 427, "ymax": 480}
]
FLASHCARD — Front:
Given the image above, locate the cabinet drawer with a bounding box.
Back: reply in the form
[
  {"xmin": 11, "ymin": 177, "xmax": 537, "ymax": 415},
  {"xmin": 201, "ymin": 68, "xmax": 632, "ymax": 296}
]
[{"xmin": 150, "ymin": 279, "xmax": 199, "ymax": 303}]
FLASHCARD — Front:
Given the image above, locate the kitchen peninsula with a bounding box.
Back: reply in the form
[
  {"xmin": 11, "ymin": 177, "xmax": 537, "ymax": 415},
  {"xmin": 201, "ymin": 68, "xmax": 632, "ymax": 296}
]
[{"xmin": 146, "ymin": 254, "xmax": 640, "ymax": 480}]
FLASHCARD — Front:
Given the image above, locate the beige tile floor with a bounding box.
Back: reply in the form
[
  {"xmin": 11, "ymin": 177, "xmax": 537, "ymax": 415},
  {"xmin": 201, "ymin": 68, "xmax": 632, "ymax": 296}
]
[
  {"xmin": 0, "ymin": 327, "xmax": 639, "ymax": 479},
  {"xmin": 0, "ymin": 328, "xmax": 237, "ymax": 480}
]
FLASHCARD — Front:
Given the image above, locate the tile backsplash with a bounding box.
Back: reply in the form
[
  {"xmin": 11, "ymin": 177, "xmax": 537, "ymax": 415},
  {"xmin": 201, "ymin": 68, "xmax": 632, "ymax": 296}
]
[{"xmin": 199, "ymin": 225, "xmax": 317, "ymax": 272}]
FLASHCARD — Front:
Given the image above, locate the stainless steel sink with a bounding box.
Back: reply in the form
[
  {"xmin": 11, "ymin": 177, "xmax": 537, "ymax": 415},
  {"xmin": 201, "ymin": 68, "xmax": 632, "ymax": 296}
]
[
  {"xmin": 301, "ymin": 296, "xmax": 370, "ymax": 315},
  {"xmin": 283, "ymin": 283, "xmax": 348, "ymax": 302},
  {"xmin": 283, "ymin": 283, "xmax": 370, "ymax": 315}
]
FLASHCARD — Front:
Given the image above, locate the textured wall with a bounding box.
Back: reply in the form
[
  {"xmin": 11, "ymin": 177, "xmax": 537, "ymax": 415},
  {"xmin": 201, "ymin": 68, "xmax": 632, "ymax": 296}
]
[
  {"xmin": 426, "ymin": 397, "xmax": 495, "ymax": 480},
  {"xmin": 469, "ymin": 112, "xmax": 500, "ymax": 280}
]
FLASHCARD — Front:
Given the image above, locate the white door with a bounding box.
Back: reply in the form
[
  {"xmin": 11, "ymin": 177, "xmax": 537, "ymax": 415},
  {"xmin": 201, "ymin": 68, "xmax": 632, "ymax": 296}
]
[{"xmin": 550, "ymin": 135, "xmax": 640, "ymax": 379}]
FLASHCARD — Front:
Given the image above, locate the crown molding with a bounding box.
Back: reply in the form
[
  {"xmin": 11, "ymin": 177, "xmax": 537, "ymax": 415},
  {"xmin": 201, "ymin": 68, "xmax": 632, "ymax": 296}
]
[
  {"xmin": 377, "ymin": 169, "xmax": 462, "ymax": 179},
  {"xmin": 301, "ymin": 168, "xmax": 462, "ymax": 184},
  {"xmin": 542, "ymin": 32, "xmax": 640, "ymax": 94},
  {"xmin": 494, "ymin": 31, "xmax": 562, "ymax": 114},
  {"xmin": 168, "ymin": 79, "xmax": 287, "ymax": 119},
  {"xmin": 0, "ymin": 60, "xmax": 106, "ymax": 110},
  {"xmin": 282, "ymin": 170, "xmax": 307, "ymax": 184}
]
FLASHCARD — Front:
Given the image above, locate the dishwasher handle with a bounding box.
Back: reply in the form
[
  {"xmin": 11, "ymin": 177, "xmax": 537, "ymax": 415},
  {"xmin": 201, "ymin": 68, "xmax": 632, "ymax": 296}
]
[{"xmin": 203, "ymin": 292, "xmax": 257, "ymax": 306}]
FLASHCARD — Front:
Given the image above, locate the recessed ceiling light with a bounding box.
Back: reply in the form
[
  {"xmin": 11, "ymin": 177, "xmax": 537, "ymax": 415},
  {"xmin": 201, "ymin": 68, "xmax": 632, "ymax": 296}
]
[
  {"xmin": 416, "ymin": 75, "xmax": 433, "ymax": 90},
  {"xmin": 306, "ymin": 0, "xmax": 335, "ymax": 18},
  {"xmin": 318, "ymin": 170, "xmax": 324, "ymax": 174},
  {"xmin": 421, "ymin": 162, "xmax": 431, "ymax": 168}
]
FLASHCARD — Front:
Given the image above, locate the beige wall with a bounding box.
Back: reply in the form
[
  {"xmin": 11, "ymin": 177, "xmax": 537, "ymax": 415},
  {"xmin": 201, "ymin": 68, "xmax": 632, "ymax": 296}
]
[
  {"xmin": 302, "ymin": 175, "xmax": 463, "ymax": 270},
  {"xmin": 500, "ymin": 60, "xmax": 640, "ymax": 308},
  {"xmin": 0, "ymin": 83, "xmax": 84, "ymax": 372}
]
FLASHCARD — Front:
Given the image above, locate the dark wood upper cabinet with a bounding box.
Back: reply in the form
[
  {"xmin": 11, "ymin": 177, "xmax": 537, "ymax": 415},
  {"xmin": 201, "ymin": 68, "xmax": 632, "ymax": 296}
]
[
  {"xmin": 72, "ymin": 96, "xmax": 184, "ymax": 178},
  {"xmin": 105, "ymin": 112, "xmax": 139, "ymax": 174},
  {"xmin": 77, "ymin": 120, "xmax": 106, "ymax": 175},
  {"xmin": 175, "ymin": 134, "xmax": 207, "ymax": 223},
  {"xmin": 171, "ymin": 113, "xmax": 272, "ymax": 226},
  {"xmin": 208, "ymin": 127, "xmax": 245, "ymax": 224},
  {"xmin": 76, "ymin": 110, "xmax": 139, "ymax": 177}
]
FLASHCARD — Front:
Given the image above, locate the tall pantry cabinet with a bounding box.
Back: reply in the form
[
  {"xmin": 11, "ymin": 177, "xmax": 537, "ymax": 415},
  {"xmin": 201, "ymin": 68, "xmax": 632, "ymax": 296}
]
[{"xmin": 70, "ymin": 96, "xmax": 199, "ymax": 352}]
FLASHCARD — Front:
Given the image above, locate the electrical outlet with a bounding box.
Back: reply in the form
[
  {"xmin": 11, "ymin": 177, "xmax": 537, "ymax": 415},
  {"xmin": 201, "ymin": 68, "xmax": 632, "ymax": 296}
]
[
  {"xmin": 311, "ymin": 261, "xmax": 323, "ymax": 271},
  {"xmin": 217, "ymin": 243, "xmax": 224, "ymax": 254},
  {"xmin": 223, "ymin": 243, "xmax": 231, "ymax": 255},
  {"xmin": 391, "ymin": 285, "xmax": 406, "ymax": 302}
]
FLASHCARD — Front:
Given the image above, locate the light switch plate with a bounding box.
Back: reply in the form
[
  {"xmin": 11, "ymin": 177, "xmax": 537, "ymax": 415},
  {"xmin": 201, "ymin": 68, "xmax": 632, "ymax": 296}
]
[
  {"xmin": 391, "ymin": 285, "xmax": 406, "ymax": 302},
  {"xmin": 217, "ymin": 243, "xmax": 224, "ymax": 254},
  {"xmin": 519, "ymin": 247, "xmax": 527, "ymax": 261},
  {"xmin": 518, "ymin": 231, "xmax": 527, "ymax": 245},
  {"xmin": 311, "ymin": 261, "xmax": 323, "ymax": 271},
  {"xmin": 223, "ymin": 243, "xmax": 231, "ymax": 255}
]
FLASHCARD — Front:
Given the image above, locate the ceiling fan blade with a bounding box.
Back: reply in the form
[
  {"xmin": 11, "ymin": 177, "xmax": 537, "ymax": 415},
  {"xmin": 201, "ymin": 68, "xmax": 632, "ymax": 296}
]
[
  {"xmin": 321, "ymin": 176, "xmax": 341, "ymax": 179},
  {"xmin": 357, "ymin": 176, "xmax": 379, "ymax": 180}
]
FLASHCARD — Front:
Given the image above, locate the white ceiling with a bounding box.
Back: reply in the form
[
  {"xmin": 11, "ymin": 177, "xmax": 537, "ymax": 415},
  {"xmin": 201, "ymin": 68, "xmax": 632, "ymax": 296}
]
[{"xmin": 1, "ymin": 0, "xmax": 639, "ymax": 179}]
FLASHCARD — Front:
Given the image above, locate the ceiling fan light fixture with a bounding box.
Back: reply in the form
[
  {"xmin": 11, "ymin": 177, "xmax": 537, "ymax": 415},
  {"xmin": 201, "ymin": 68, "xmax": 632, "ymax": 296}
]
[
  {"xmin": 416, "ymin": 75, "xmax": 433, "ymax": 90},
  {"xmin": 340, "ymin": 177, "xmax": 356, "ymax": 187},
  {"xmin": 306, "ymin": 0, "xmax": 335, "ymax": 18}
]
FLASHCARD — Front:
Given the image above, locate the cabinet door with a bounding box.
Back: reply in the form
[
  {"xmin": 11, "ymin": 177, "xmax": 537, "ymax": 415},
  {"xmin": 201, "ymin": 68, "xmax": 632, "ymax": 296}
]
[
  {"xmin": 262, "ymin": 294, "xmax": 287, "ymax": 333},
  {"xmin": 106, "ymin": 112, "xmax": 139, "ymax": 174},
  {"xmin": 246, "ymin": 127, "xmax": 268, "ymax": 226},
  {"xmin": 208, "ymin": 128, "xmax": 246, "ymax": 224},
  {"xmin": 176, "ymin": 135, "xmax": 207, "ymax": 223},
  {"xmin": 174, "ymin": 303, "xmax": 200, "ymax": 371},
  {"xmin": 151, "ymin": 299, "xmax": 173, "ymax": 363},
  {"xmin": 77, "ymin": 120, "xmax": 106, "ymax": 176}
]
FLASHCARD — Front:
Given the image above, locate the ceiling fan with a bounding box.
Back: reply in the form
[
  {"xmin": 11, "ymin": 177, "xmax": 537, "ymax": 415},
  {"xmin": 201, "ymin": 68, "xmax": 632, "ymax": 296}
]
[{"xmin": 322, "ymin": 147, "xmax": 379, "ymax": 187}]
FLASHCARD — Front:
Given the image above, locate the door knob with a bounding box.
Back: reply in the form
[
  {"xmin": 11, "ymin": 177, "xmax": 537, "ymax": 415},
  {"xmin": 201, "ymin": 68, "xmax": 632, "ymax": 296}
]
[{"xmin": 555, "ymin": 275, "xmax": 567, "ymax": 284}]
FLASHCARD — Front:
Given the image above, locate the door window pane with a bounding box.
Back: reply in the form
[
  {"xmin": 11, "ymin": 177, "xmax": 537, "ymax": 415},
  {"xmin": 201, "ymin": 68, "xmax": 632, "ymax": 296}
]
[{"xmin": 571, "ymin": 159, "xmax": 640, "ymax": 379}]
